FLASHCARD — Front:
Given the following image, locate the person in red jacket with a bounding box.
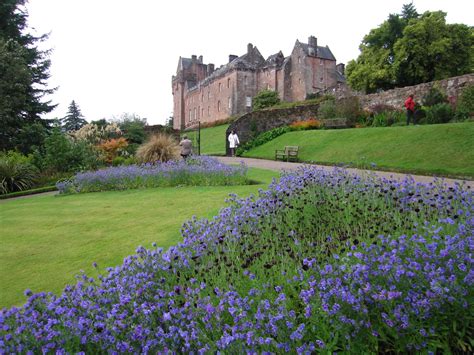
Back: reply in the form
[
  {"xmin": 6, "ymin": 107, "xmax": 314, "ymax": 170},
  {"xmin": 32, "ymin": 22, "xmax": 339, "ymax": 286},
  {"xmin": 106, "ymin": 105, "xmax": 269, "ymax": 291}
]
[{"xmin": 404, "ymin": 94, "xmax": 416, "ymax": 125}]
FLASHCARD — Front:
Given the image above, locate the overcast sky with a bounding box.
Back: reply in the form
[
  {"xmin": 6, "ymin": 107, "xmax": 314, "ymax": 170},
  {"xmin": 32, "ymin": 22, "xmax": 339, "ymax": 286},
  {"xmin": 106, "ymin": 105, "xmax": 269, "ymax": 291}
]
[{"xmin": 25, "ymin": 0, "xmax": 473, "ymax": 126}]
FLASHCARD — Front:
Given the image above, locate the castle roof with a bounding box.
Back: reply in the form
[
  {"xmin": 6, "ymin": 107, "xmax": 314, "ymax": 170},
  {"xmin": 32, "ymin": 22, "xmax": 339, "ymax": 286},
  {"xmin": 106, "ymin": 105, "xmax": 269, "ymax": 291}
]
[
  {"xmin": 263, "ymin": 51, "xmax": 285, "ymax": 68},
  {"xmin": 300, "ymin": 43, "xmax": 336, "ymax": 61}
]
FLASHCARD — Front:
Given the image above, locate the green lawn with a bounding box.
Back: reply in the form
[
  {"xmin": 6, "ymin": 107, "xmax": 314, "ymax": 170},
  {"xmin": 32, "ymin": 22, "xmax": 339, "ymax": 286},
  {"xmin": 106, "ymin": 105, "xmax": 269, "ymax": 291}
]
[
  {"xmin": 199, "ymin": 124, "xmax": 229, "ymax": 155},
  {"xmin": 0, "ymin": 168, "xmax": 279, "ymax": 308},
  {"xmin": 243, "ymin": 122, "xmax": 474, "ymax": 178}
]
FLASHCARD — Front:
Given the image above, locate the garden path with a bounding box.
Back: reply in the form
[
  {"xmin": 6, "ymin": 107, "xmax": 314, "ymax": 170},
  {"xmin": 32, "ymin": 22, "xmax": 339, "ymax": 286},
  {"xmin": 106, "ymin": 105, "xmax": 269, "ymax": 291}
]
[{"xmin": 215, "ymin": 156, "xmax": 474, "ymax": 189}]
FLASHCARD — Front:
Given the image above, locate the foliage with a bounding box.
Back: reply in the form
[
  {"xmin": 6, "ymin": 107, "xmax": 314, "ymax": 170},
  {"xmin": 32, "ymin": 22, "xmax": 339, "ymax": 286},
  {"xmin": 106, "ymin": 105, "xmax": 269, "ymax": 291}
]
[
  {"xmin": 57, "ymin": 156, "xmax": 250, "ymax": 194},
  {"xmin": 365, "ymin": 104, "xmax": 404, "ymax": 127},
  {"xmin": 317, "ymin": 98, "xmax": 336, "ymax": 119},
  {"xmin": 111, "ymin": 156, "xmax": 136, "ymax": 167},
  {"xmin": 394, "ymin": 12, "xmax": 473, "ymax": 87},
  {"xmin": 72, "ymin": 122, "xmax": 122, "ymax": 144},
  {"xmin": 0, "ymin": 0, "xmax": 56, "ymax": 152},
  {"xmin": 96, "ymin": 137, "xmax": 128, "ymax": 164},
  {"xmin": 289, "ymin": 119, "xmax": 322, "ymax": 130},
  {"xmin": 425, "ymin": 103, "xmax": 454, "ymax": 124},
  {"xmin": 61, "ymin": 100, "xmax": 87, "ymax": 132},
  {"xmin": 422, "ymin": 86, "xmax": 447, "ymax": 107},
  {"xmin": 253, "ymin": 90, "xmax": 281, "ymax": 110},
  {"xmin": 334, "ymin": 96, "xmax": 361, "ymax": 126},
  {"xmin": 236, "ymin": 126, "xmax": 291, "ymax": 156},
  {"xmin": 455, "ymin": 84, "xmax": 474, "ymax": 120},
  {"xmin": 35, "ymin": 128, "xmax": 101, "ymax": 173},
  {"xmin": 113, "ymin": 113, "xmax": 147, "ymax": 145},
  {"xmin": 346, "ymin": 4, "xmax": 473, "ymax": 92},
  {"xmin": 0, "ymin": 151, "xmax": 37, "ymax": 194},
  {"xmin": 135, "ymin": 134, "xmax": 179, "ymax": 164},
  {"xmin": 1, "ymin": 168, "xmax": 472, "ymax": 353}
]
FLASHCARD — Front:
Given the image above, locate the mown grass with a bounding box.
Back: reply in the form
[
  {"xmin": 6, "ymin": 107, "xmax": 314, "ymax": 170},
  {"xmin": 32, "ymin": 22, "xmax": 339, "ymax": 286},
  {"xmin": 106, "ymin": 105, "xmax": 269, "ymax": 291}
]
[
  {"xmin": 199, "ymin": 124, "xmax": 229, "ymax": 155},
  {"xmin": 242, "ymin": 122, "xmax": 474, "ymax": 178},
  {"xmin": 0, "ymin": 167, "xmax": 279, "ymax": 308}
]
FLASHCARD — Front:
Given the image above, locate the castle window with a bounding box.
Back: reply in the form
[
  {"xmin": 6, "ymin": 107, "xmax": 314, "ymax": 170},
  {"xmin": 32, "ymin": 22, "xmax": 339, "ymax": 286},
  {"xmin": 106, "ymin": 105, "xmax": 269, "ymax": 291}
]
[
  {"xmin": 298, "ymin": 56, "xmax": 301, "ymax": 64},
  {"xmin": 320, "ymin": 59, "xmax": 323, "ymax": 65},
  {"xmin": 202, "ymin": 108, "xmax": 204, "ymax": 117},
  {"xmin": 219, "ymin": 83, "xmax": 222, "ymax": 92},
  {"xmin": 201, "ymin": 93, "xmax": 204, "ymax": 102},
  {"xmin": 228, "ymin": 97, "xmax": 231, "ymax": 109},
  {"xmin": 298, "ymin": 78, "xmax": 302, "ymax": 84},
  {"xmin": 320, "ymin": 76, "xmax": 324, "ymax": 82},
  {"xmin": 227, "ymin": 78, "xmax": 231, "ymax": 88},
  {"xmin": 217, "ymin": 100, "xmax": 221, "ymax": 112},
  {"xmin": 194, "ymin": 108, "xmax": 197, "ymax": 121},
  {"xmin": 189, "ymin": 110, "xmax": 191, "ymax": 121},
  {"xmin": 244, "ymin": 76, "xmax": 248, "ymax": 86},
  {"xmin": 208, "ymin": 92, "xmax": 210, "ymax": 99}
]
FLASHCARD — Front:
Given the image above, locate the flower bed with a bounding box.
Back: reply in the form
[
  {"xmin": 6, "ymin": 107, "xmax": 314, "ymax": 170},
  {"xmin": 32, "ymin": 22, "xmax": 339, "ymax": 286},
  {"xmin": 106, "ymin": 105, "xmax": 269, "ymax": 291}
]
[
  {"xmin": 1, "ymin": 167, "xmax": 472, "ymax": 353},
  {"xmin": 56, "ymin": 156, "xmax": 249, "ymax": 194}
]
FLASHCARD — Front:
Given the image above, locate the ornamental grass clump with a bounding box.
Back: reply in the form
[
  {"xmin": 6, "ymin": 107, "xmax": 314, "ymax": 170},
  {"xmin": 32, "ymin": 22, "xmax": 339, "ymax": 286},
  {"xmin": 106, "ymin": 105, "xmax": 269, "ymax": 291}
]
[
  {"xmin": 135, "ymin": 133, "xmax": 179, "ymax": 164},
  {"xmin": 2, "ymin": 167, "xmax": 473, "ymax": 353},
  {"xmin": 56, "ymin": 156, "xmax": 249, "ymax": 194}
]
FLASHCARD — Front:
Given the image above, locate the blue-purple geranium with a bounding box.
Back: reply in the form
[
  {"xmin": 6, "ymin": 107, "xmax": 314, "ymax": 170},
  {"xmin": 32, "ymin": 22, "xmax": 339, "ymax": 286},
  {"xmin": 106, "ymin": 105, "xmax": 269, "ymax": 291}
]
[
  {"xmin": 56, "ymin": 156, "xmax": 249, "ymax": 194},
  {"xmin": 1, "ymin": 166, "xmax": 472, "ymax": 353}
]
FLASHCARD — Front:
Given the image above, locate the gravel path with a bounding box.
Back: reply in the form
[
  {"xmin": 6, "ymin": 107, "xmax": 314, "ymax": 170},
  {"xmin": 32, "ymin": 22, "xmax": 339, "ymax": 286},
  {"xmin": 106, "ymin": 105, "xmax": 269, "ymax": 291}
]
[{"xmin": 215, "ymin": 156, "xmax": 474, "ymax": 189}]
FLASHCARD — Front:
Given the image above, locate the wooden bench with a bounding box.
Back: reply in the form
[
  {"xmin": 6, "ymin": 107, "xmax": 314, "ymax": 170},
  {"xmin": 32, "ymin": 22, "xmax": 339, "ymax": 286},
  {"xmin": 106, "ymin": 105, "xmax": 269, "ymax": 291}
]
[{"xmin": 275, "ymin": 146, "xmax": 299, "ymax": 162}]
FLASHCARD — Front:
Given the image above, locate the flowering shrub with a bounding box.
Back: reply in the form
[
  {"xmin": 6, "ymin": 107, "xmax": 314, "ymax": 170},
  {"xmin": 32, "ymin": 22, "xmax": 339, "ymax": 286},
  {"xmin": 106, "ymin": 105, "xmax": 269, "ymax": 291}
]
[
  {"xmin": 96, "ymin": 137, "xmax": 129, "ymax": 164},
  {"xmin": 2, "ymin": 167, "xmax": 473, "ymax": 353},
  {"xmin": 289, "ymin": 118, "xmax": 322, "ymax": 130},
  {"xmin": 56, "ymin": 156, "xmax": 249, "ymax": 194}
]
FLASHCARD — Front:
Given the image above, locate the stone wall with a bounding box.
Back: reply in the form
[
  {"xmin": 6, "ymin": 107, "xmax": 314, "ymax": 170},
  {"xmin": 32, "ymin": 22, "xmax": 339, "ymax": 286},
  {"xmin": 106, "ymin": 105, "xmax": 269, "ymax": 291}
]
[
  {"xmin": 336, "ymin": 73, "xmax": 474, "ymax": 110},
  {"xmin": 225, "ymin": 104, "xmax": 320, "ymax": 155},
  {"xmin": 223, "ymin": 74, "xmax": 474, "ymax": 155}
]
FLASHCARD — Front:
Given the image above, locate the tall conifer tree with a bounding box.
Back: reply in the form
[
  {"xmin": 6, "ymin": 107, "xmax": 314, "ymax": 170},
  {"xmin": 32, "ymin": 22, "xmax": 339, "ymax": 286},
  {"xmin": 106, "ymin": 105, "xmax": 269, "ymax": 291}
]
[{"xmin": 0, "ymin": 0, "xmax": 55, "ymax": 150}]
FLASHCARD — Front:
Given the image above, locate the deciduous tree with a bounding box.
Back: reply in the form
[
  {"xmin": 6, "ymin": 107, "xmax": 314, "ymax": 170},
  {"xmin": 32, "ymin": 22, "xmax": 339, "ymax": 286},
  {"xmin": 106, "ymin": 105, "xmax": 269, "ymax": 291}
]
[{"xmin": 346, "ymin": 4, "xmax": 473, "ymax": 93}]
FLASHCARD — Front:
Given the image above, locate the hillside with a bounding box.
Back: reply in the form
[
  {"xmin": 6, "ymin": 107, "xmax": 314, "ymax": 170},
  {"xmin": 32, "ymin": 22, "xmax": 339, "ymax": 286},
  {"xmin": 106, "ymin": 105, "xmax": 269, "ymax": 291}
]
[{"xmin": 241, "ymin": 122, "xmax": 474, "ymax": 179}]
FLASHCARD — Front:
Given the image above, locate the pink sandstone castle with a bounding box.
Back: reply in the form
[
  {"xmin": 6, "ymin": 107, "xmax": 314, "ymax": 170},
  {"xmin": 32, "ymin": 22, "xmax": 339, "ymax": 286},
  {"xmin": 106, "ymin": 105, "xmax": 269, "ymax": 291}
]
[{"xmin": 172, "ymin": 36, "xmax": 346, "ymax": 130}]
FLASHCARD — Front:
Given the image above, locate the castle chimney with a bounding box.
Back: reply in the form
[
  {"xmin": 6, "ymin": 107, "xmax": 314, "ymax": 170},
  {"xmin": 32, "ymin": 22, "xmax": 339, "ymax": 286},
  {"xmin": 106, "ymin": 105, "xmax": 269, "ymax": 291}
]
[
  {"xmin": 198, "ymin": 55, "xmax": 203, "ymax": 63},
  {"xmin": 308, "ymin": 36, "xmax": 317, "ymax": 50},
  {"xmin": 191, "ymin": 55, "xmax": 197, "ymax": 62},
  {"xmin": 229, "ymin": 54, "xmax": 238, "ymax": 63},
  {"xmin": 247, "ymin": 43, "xmax": 253, "ymax": 54},
  {"xmin": 336, "ymin": 63, "xmax": 345, "ymax": 75},
  {"xmin": 208, "ymin": 63, "xmax": 215, "ymax": 74}
]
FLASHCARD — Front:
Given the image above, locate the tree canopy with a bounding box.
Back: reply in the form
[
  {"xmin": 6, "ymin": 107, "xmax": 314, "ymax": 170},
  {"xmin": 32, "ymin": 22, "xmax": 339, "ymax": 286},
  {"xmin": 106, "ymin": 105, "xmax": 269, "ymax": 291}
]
[
  {"xmin": 0, "ymin": 0, "xmax": 55, "ymax": 151},
  {"xmin": 346, "ymin": 4, "xmax": 473, "ymax": 93}
]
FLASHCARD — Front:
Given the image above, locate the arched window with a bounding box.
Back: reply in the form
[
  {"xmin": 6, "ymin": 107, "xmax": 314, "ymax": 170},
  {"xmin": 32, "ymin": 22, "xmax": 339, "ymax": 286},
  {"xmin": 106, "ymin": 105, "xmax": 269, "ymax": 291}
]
[
  {"xmin": 227, "ymin": 78, "xmax": 231, "ymax": 88},
  {"xmin": 217, "ymin": 101, "xmax": 221, "ymax": 112}
]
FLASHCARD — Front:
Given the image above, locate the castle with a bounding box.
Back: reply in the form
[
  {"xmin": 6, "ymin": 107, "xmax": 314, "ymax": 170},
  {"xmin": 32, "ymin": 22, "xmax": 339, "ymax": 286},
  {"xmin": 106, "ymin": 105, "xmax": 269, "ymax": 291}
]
[{"xmin": 172, "ymin": 36, "xmax": 346, "ymax": 130}]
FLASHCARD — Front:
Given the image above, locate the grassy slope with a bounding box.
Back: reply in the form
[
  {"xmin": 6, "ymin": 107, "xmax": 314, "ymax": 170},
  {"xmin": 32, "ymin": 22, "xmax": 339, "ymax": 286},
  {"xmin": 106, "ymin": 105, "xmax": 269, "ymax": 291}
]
[
  {"xmin": 243, "ymin": 122, "xmax": 474, "ymax": 178},
  {"xmin": 199, "ymin": 124, "xmax": 229, "ymax": 155},
  {"xmin": 0, "ymin": 168, "xmax": 278, "ymax": 308}
]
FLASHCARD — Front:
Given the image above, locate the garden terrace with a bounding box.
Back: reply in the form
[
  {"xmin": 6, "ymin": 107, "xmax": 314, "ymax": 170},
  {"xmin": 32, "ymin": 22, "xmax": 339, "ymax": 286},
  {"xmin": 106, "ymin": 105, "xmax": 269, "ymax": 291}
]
[{"xmin": 1, "ymin": 167, "xmax": 472, "ymax": 353}]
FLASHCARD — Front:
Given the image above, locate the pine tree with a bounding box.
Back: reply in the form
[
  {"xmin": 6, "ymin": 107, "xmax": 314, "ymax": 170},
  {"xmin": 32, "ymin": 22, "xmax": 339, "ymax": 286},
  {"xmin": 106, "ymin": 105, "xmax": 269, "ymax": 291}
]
[
  {"xmin": 0, "ymin": 0, "xmax": 56, "ymax": 151},
  {"xmin": 62, "ymin": 100, "xmax": 87, "ymax": 132}
]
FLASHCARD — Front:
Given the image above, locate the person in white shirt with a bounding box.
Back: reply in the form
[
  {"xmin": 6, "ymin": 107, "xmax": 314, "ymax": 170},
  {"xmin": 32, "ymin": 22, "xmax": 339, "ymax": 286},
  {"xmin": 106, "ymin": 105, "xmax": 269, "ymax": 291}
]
[{"xmin": 228, "ymin": 130, "xmax": 240, "ymax": 157}]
